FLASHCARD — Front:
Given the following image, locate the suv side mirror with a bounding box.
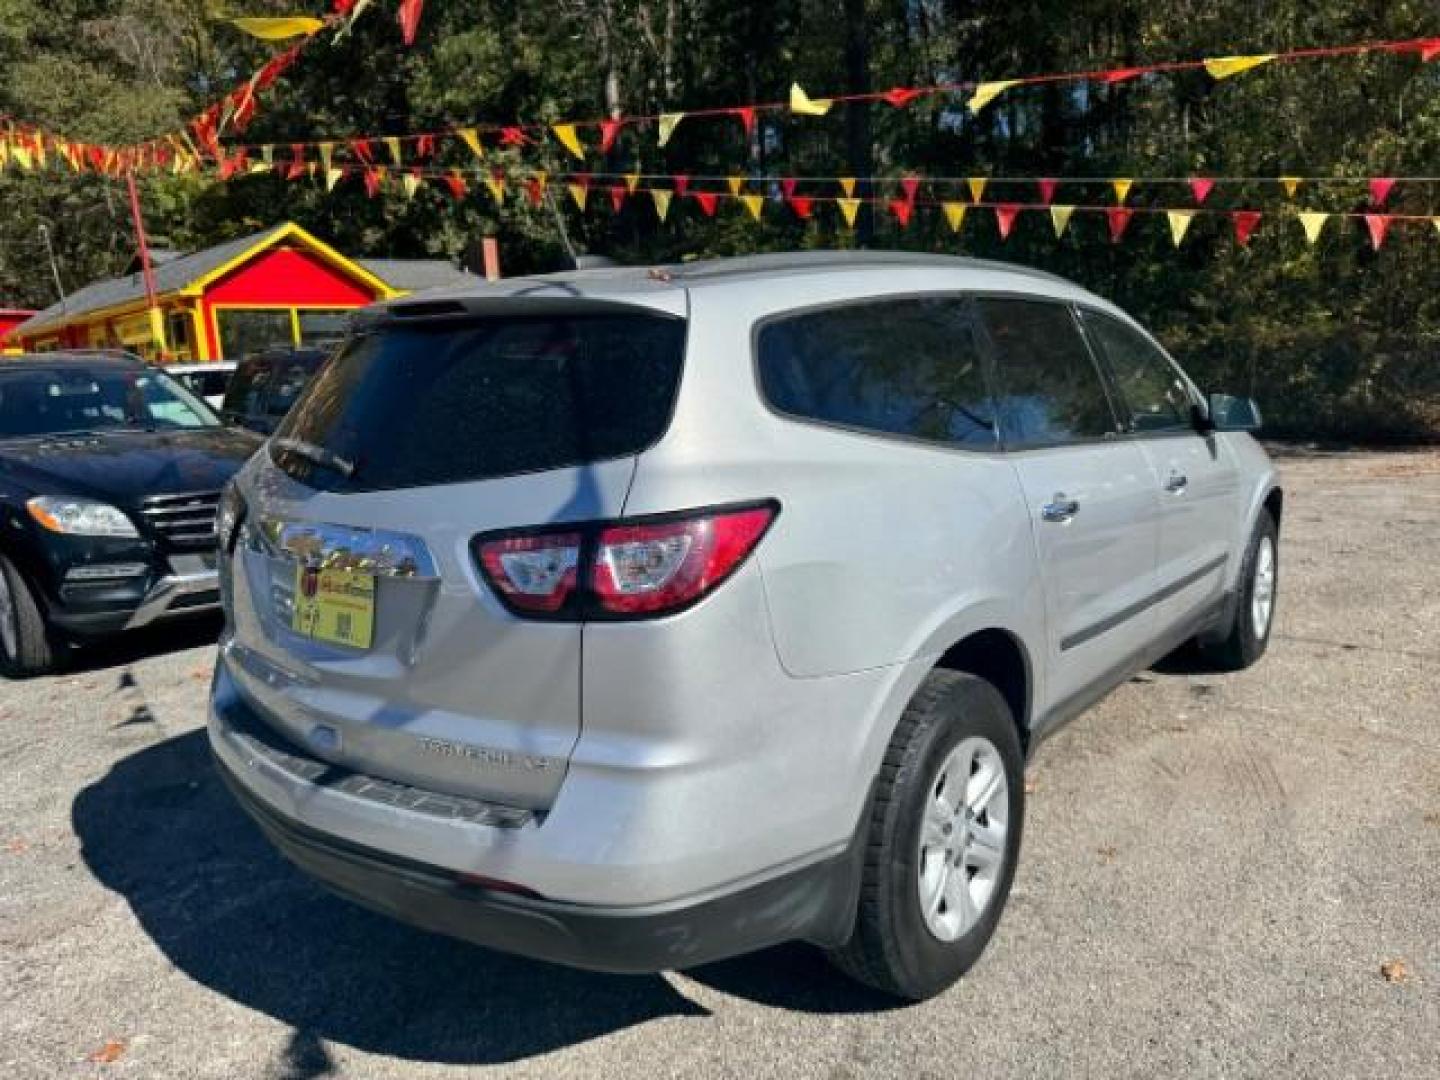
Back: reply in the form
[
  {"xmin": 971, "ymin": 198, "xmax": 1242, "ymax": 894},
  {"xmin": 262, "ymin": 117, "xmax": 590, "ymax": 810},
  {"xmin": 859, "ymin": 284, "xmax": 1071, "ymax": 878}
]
[{"xmin": 1200, "ymin": 393, "xmax": 1262, "ymax": 433}]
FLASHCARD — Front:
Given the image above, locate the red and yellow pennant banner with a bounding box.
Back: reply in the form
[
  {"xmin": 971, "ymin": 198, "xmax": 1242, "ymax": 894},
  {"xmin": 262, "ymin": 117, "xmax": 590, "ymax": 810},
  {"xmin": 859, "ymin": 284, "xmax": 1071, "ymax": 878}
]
[
  {"xmin": 237, "ymin": 160, "xmax": 1440, "ymax": 252},
  {"xmin": 206, "ymin": 34, "xmax": 1439, "ymax": 166}
]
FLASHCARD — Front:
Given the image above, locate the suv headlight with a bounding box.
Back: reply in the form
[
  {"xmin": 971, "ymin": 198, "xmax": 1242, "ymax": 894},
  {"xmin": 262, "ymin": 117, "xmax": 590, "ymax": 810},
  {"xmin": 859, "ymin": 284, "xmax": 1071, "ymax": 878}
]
[{"xmin": 26, "ymin": 497, "xmax": 140, "ymax": 539}]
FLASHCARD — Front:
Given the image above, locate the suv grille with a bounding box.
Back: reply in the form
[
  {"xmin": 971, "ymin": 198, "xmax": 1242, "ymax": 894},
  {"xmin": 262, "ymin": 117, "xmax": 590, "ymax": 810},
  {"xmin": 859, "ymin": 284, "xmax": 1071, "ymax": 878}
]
[{"xmin": 141, "ymin": 490, "xmax": 221, "ymax": 552}]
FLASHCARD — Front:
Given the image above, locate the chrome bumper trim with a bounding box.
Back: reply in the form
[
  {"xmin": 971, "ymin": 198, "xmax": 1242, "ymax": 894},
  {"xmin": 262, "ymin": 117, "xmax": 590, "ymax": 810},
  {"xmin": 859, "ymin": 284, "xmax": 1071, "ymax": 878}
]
[{"xmin": 125, "ymin": 570, "xmax": 221, "ymax": 629}]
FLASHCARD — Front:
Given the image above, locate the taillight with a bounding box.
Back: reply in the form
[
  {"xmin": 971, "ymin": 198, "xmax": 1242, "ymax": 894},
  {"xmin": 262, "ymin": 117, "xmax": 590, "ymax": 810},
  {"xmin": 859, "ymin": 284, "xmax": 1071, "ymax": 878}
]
[
  {"xmin": 473, "ymin": 502, "xmax": 778, "ymax": 620},
  {"xmin": 476, "ymin": 532, "xmax": 582, "ymax": 614}
]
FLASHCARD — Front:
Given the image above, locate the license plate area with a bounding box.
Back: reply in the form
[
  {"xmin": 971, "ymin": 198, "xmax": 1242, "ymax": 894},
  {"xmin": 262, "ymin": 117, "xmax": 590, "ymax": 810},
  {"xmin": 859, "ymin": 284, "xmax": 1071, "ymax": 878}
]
[{"xmin": 291, "ymin": 565, "xmax": 376, "ymax": 650}]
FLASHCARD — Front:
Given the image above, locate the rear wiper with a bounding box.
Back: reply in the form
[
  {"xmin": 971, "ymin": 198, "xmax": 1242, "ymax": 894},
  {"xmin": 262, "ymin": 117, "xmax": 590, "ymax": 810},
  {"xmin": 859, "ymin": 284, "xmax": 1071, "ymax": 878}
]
[{"xmin": 273, "ymin": 437, "xmax": 357, "ymax": 477}]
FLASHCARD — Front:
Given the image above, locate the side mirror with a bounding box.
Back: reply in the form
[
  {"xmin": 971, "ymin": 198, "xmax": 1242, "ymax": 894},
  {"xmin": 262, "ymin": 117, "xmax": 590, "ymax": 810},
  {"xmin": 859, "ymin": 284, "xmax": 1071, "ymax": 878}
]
[{"xmin": 1203, "ymin": 393, "xmax": 1263, "ymax": 433}]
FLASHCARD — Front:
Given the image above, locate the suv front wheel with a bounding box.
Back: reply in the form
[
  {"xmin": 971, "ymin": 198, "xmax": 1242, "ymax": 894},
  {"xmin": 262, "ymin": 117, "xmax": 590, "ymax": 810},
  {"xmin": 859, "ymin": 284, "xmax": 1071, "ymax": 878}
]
[
  {"xmin": 830, "ymin": 670, "xmax": 1024, "ymax": 1000},
  {"xmin": 0, "ymin": 552, "xmax": 57, "ymax": 678}
]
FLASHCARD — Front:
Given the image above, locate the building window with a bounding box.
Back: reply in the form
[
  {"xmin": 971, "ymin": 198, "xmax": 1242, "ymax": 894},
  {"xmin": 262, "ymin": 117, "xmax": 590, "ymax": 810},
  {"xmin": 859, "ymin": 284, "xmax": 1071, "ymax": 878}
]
[
  {"xmin": 166, "ymin": 312, "xmax": 194, "ymax": 361},
  {"xmin": 297, "ymin": 309, "xmax": 352, "ymax": 347},
  {"xmin": 216, "ymin": 309, "xmax": 294, "ymax": 361}
]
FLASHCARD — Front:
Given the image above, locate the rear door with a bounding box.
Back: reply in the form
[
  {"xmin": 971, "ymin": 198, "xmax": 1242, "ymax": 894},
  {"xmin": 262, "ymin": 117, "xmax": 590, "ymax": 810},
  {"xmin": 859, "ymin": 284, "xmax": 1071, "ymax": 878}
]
[
  {"xmin": 225, "ymin": 309, "xmax": 686, "ymax": 810},
  {"xmin": 977, "ymin": 297, "xmax": 1161, "ymax": 714},
  {"xmin": 1078, "ymin": 308, "xmax": 1240, "ymax": 633}
]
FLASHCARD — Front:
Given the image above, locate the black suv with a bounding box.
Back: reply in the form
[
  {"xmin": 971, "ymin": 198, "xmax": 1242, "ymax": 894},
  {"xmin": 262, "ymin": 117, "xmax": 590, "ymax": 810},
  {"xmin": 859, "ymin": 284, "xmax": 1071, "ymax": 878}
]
[
  {"xmin": 219, "ymin": 347, "xmax": 330, "ymax": 434},
  {"xmin": 0, "ymin": 352, "xmax": 261, "ymax": 676}
]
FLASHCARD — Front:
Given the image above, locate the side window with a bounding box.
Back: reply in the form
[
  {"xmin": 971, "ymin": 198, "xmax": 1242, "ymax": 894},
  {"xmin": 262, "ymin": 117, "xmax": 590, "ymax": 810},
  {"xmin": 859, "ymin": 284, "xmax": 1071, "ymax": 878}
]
[
  {"xmin": 1080, "ymin": 311, "xmax": 1195, "ymax": 433},
  {"xmin": 976, "ymin": 299, "xmax": 1120, "ymax": 447},
  {"xmin": 757, "ymin": 298, "xmax": 997, "ymax": 449},
  {"xmin": 222, "ymin": 358, "xmax": 271, "ymax": 417}
]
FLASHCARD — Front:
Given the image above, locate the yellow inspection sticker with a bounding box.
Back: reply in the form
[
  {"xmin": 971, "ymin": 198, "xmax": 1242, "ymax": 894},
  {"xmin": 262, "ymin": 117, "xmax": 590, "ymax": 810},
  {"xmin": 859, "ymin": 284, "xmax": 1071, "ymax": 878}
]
[{"xmin": 292, "ymin": 566, "xmax": 375, "ymax": 649}]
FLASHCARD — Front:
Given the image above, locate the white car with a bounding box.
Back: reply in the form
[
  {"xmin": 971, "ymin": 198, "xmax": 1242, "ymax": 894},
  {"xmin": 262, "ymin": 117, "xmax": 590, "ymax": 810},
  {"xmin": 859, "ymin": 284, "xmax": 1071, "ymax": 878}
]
[{"xmin": 167, "ymin": 361, "xmax": 237, "ymax": 411}]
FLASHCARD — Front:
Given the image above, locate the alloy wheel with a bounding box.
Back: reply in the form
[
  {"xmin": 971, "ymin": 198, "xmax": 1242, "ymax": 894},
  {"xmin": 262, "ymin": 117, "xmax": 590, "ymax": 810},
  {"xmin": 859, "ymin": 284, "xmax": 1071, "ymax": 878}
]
[
  {"xmin": 917, "ymin": 735, "xmax": 1010, "ymax": 942},
  {"xmin": 1251, "ymin": 536, "xmax": 1276, "ymax": 639}
]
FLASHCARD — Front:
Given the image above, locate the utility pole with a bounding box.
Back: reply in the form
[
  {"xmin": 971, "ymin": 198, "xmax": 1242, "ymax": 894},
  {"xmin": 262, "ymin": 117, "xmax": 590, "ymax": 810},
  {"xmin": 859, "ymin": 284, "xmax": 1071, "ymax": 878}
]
[
  {"xmin": 124, "ymin": 168, "xmax": 167, "ymax": 357},
  {"xmin": 38, "ymin": 224, "xmax": 66, "ymax": 307}
]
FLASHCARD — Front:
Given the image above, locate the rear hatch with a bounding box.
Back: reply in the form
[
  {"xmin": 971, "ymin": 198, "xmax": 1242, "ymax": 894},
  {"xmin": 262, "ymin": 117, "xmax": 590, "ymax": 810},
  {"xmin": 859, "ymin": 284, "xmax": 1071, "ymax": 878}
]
[{"xmin": 224, "ymin": 302, "xmax": 686, "ymax": 809}]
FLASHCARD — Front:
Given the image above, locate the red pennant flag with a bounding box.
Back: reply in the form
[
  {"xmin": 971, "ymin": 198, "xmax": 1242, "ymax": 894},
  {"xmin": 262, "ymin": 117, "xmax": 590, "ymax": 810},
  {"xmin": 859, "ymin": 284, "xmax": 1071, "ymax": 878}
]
[
  {"xmin": 499, "ymin": 127, "xmax": 529, "ymax": 147},
  {"xmin": 443, "ymin": 171, "xmax": 465, "ymax": 199},
  {"xmin": 600, "ymin": 119, "xmax": 623, "ymax": 153},
  {"xmin": 609, "ymin": 185, "xmax": 626, "ymax": 212},
  {"xmin": 524, "ymin": 177, "xmax": 545, "ymax": 207},
  {"xmin": 889, "ymin": 199, "xmax": 913, "ymax": 228},
  {"xmin": 1098, "ymin": 67, "xmax": 1144, "ymax": 84},
  {"xmin": 350, "ymin": 138, "xmax": 374, "ymax": 164},
  {"xmin": 1401, "ymin": 37, "xmax": 1440, "ymax": 62},
  {"xmin": 218, "ymin": 153, "xmax": 243, "ymax": 181},
  {"xmin": 995, "ymin": 204, "xmax": 1022, "ymax": 239},
  {"xmin": 333, "ymin": 0, "xmax": 358, "ymax": 12},
  {"xmin": 733, "ymin": 107, "xmax": 756, "ymax": 137},
  {"xmin": 1364, "ymin": 214, "xmax": 1392, "ymax": 251},
  {"xmin": 415, "ymin": 134, "xmax": 437, "ymax": 159},
  {"xmin": 285, "ymin": 144, "xmax": 306, "ymax": 180},
  {"xmin": 363, "ymin": 167, "xmax": 381, "ymax": 197},
  {"xmin": 789, "ymin": 195, "xmax": 813, "ymax": 219},
  {"xmin": 1037, "ymin": 178, "xmax": 1058, "ymax": 205},
  {"xmin": 398, "ymin": 0, "xmax": 423, "ymax": 45},
  {"xmin": 1189, "ymin": 178, "xmax": 1215, "ymax": 205},
  {"xmin": 1369, "ymin": 177, "xmax": 1397, "ymax": 207},
  {"xmin": 1233, "ymin": 210, "xmax": 1262, "ymax": 246},
  {"xmin": 1106, "ymin": 207, "xmax": 1134, "ymax": 243},
  {"xmin": 672, "ymin": 174, "xmax": 691, "ymax": 197},
  {"xmin": 899, "ymin": 176, "xmax": 921, "ymax": 204},
  {"xmin": 780, "ymin": 178, "xmax": 798, "ymax": 200},
  {"xmin": 693, "ymin": 192, "xmax": 719, "ymax": 217},
  {"xmin": 882, "ymin": 87, "xmax": 923, "ymax": 108}
]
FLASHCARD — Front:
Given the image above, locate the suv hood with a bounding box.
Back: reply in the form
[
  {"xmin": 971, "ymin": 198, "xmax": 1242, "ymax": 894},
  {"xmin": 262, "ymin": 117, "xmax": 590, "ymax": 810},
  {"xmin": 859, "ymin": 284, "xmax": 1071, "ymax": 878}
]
[{"xmin": 0, "ymin": 427, "xmax": 262, "ymax": 505}]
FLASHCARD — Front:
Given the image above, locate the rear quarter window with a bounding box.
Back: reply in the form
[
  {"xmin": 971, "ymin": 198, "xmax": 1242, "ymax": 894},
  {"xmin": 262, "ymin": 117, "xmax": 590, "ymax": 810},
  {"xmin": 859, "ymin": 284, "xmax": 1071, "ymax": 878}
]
[
  {"xmin": 756, "ymin": 297, "xmax": 998, "ymax": 450},
  {"xmin": 272, "ymin": 314, "xmax": 685, "ymax": 491}
]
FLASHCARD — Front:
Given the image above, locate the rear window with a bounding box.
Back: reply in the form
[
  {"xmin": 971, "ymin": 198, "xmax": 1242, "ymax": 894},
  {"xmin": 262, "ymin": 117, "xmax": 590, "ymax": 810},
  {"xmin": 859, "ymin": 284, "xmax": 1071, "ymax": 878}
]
[{"xmin": 271, "ymin": 314, "xmax": 685, "ymax": 491}]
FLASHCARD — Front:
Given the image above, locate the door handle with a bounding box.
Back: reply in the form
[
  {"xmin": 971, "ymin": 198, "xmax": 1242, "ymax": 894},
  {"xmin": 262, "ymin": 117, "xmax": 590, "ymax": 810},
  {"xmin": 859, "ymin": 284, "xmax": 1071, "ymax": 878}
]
[
  {"xmin": 1165, "ymin": 472, "xmax": 1189, "ymax": 493},
  {"xmin": 1041, "ymin": 495, "xmax": 1080, "ymax": 523}
]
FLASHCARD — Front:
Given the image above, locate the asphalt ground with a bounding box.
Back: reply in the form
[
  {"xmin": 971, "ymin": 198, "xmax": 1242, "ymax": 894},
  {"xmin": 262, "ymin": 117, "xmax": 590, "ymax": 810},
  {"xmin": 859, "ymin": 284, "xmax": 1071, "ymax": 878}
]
[{"xmin": 2, "ymin": 449, "xmax": 1437, "ymax": 1078}]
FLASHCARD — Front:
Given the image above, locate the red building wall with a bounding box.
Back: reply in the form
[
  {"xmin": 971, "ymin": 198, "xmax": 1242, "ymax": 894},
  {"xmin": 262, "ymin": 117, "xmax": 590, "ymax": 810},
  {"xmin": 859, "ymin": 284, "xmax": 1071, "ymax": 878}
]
[
  {"xmin": 0, "ymin": 309, "xmax": 37, "ymax": 347},
  {"xmin": 200, "ymin": 247, "xmax": 381, "ymax": 358}
]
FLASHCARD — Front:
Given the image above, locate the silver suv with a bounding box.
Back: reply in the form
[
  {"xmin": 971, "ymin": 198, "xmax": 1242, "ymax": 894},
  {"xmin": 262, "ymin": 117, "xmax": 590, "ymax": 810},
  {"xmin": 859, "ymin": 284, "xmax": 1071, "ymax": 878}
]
[{"xmin": 210, "ymin": 252, "xmax": 1280, "ymax": 1000}]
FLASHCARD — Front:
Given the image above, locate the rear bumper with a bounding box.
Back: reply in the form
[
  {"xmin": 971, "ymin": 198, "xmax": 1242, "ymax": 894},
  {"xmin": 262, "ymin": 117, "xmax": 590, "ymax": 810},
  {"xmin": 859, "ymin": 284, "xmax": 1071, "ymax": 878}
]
[{"xmin": 214, "ymin": 746, "xmax": 856, "ymax": 973}]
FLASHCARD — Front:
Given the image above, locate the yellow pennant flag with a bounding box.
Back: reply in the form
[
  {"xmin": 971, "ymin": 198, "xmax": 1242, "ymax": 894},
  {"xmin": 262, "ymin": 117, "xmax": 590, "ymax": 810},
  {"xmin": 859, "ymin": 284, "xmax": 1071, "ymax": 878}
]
[
  {"xmin": 260, "ymin": 144, "xmax": 274, "ymax": 164},
  {"xmin": 385, "ymin": 137, "xmax": 403, "ymax": 165},
  {"xmin": 651, "ymin": 189, "xmax": 672, "ymax": 222},
  {"xmin": 485, "ymin": 174, "xmax": 506, "ymax": 204},
  {"xmin": 1203, "ymin": 54, "xmax": 1276, "ymax": 81},
  {"xmin": 838, "ymin": 176, "xmax": 857, "ymax": 198},
  {"xmin": 790, "ymin": 83, "xmax": 833, "ymax": 116},
  {"xmin": 657, "ymin": 113, "xmax": 685, "ymax": 147},
  {"xmin": 966, "ymin": 177, "xmax": 988, "ymax": 203},
  {"xmin": 325, "ymin": 167, "xmax": 344, "ymax": 192},
  {"xmin": 967, "ymin": 80, "xmax": 1020, "ymax": 114},
  {"xmin": 12, "ymin": 146, "xmax": 33, "ymax": 170},
  {"xmin": 1112, "ymin": 178, "xmax": 1134, "ymax": 204},
  {"xmin": 402, "ymin": 173, "xmax": 422, "ymax": 199},
  {"xmin": 1167, "ymin": 210, "xmax": 1197, "ymax": 247},
  {"xmin": 1279, "ymin": 176, "xmax": 1301, "ymax": 198},
  {"xmin": 1050, "ymin": 205, "xmax": 1076, "ymax": 238},
  {"xmin": 230, "ymin": 16, "xmax": 325, "ymax": 41},
  {"xmin": 317, "ymin": 142, "xmax": 334, "ymax": 172},
  {"xmin": 1433, "ymin": 217, "xmax": 1440, "ymax": 238},
  {"xmin": 1297, "ymin": 212, "xmax": 1330, "ymax": 244},
  {"xmin": 568, "ymin": 182, "xmax": 589, "ymax": 211},
  {"xmin": 624, "ymin": 172, "xmax": 641, "ymax": 194},
  {"xmin": 456, "ymin": 128, "xmax": 485, "ymax": 160},
  {"xmin": 247, "ymin": 161, "xmax": 270, "ymax": 175},
  {"xmin": 553, "ymin": 123, "xmax": 585, "ymax": 161},
  {"xmin": 741, "ymin": 193, "xmax": 765, "ymax": 221},
  {"xmin": 837, "ymin": 197, "xmax": 861, "ymax": 229},
  {"xmin": 727, "ymin": 175, "xmax": 745, "ymax": 196},
  {"xmin": 942, "ymin": 202, "xmax": 967, "ymax": 233}
]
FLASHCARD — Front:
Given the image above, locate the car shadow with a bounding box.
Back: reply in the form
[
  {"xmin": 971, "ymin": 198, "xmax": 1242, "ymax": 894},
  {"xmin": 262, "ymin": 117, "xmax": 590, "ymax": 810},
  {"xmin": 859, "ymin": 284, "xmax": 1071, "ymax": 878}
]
[
  {"xmin": 60, "ymin": 612, "xmax": 223, "ymax": 675},
  {"xmin": 72, "ymin": 730, "xmax": 894, "ymax": 1069}
]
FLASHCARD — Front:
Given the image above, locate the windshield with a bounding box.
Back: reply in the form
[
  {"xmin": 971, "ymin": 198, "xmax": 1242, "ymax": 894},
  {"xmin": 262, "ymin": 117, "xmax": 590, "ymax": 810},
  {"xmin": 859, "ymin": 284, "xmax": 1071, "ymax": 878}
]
[
  {"xmin": 272, "ymin": 314, "xmax": 685, "ymax": 492},
  {"xmin": 0, "ymin": 366, "xmax": 220, "ymax": 438}
]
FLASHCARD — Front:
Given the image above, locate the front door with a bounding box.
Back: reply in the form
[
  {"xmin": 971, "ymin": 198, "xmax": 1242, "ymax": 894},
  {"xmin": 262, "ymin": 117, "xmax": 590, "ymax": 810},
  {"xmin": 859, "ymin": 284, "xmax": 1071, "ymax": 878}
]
[
  {"xmin": 976, "ymin": 297, "xmax": 1161, "ymax": 715},
  {"xmin": 1078, "ymin": 309, "xmax": 1240, "ymax": 635}
]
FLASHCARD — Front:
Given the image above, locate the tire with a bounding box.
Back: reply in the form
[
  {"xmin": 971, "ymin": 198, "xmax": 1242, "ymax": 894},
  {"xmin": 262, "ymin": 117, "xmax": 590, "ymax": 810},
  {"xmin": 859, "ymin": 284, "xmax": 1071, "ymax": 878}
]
[
  {"xmin": 1200, "ymin": 510, "xmax": 1278, "ymax": 671},
  {"xmin": 0, "ymin": 552, "xmax": 58, "ymax": 678},
  {"xmin": 829, "ymin": 670, "xmax": 1025, "ymax": 1000}
]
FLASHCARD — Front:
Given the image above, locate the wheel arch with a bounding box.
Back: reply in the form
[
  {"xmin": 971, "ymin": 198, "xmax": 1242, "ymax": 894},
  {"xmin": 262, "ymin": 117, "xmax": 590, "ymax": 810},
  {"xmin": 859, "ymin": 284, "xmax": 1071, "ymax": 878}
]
[{"xmin": 931, "ymin": 627, "xmax": 1033, "ymax": 754}]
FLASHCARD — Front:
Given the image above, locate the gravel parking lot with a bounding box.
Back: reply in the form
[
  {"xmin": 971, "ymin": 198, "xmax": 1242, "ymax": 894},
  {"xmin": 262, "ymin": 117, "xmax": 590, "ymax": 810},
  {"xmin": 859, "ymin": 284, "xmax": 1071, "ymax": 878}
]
[{"xmin": 2, "ymin": 449, "xmax": 1437, "ymax": 1079}]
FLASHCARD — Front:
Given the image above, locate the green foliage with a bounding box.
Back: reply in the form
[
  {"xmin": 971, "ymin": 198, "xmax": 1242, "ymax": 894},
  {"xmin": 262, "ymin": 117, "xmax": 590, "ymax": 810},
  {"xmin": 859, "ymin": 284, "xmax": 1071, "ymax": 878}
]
[{"xmin": 1, "ymin": 0, "xmax": 1437, "ymax": 437}]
